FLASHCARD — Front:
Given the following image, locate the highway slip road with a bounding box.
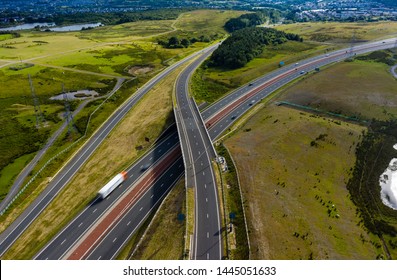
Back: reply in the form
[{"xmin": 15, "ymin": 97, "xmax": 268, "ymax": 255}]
[{"xmin": 174, "ymin": 46, "xmax": 222, "ymax": 260}]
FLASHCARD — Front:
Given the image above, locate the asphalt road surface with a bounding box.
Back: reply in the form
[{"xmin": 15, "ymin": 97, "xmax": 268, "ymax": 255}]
[{"xmin": 174, "ymin": 46, "xmax": 222, "ymax": 260}]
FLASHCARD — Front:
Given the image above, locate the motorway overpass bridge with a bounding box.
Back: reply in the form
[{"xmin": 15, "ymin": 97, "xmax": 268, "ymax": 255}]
[{"xmin": 174, "ymin": 47, "xmax": 222, "ymax": 260}]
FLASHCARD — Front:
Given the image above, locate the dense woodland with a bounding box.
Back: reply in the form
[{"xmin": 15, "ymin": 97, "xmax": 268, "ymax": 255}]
[
  {"xmin": 224, "ymin": 9, "xmax": 281, "ymax": 33},
  {"xmin": 208, "ymin": 27, "xmax": 302, "ymax": 69}
]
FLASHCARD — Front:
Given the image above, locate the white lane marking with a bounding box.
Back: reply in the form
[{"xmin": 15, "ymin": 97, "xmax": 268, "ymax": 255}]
[
  {"xmin": 161, "ymin": 183, "xmax": 164, "ymax": 187},
  {"xmin": 127, "ymin": 221, "xmax": 131, "ymax": 226},
  {"xmin": 78, "ymin": 222, "xmax": 83, "ymax": 228},
  {"xmin": 203, "ymin": 171, "xmax": 205, "ymax": 176},
  {"xmin": 98, "ymin": 256, "xmax": 102, "ymax": 260},
  {"xmin": 170, "ymin": 173, "xmax": 173, "ymax": 177},
  {"xmin": 139, "ymin": 207, "xmax": 143, "ymax": 211},
  {"xmin": 207, "ymin": 253, "xmax": 210, "ymax": 260},
  {"xmin": 113, "ymin": 238, "xmax": 117, "ymax": 243},
  {"xmin": 206, "ymin": 198, "xmax": 208, "ymax": 202},
  {"xmin": 93, "ymin": 208, "xmax": 97, "ymax": 213},
  {"xmin": 207, "ymin": 232, "xmax": 209, "ymax": 238},
  {"xmin": 204, "ymin": 184, "xmax": 207, "ymax": 189},
  {"xmin": 150, "ymin": 194, "xmax": 154, "ymax": 198},
  {"xmin": 207, "ymin": 213, "xmax": 209, "ymax": 219},
  {"xmin": 61, "ymin": 239, "xmax": 66, "ymax": 245}
]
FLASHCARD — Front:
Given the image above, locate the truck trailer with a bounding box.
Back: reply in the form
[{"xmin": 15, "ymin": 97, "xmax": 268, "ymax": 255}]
[{"xmin": 98, "ymin": 171, "xmax": 128, "ymax": 199}]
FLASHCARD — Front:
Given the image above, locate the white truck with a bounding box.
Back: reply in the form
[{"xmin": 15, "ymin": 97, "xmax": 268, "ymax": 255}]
[{"xmin": 98, "ymin": 171, "xmax": 128, "ymax": 199}]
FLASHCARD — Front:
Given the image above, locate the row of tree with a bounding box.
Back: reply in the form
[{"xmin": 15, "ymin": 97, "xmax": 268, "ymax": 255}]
[
  {"xmin": 224, "ymin": 13, "xmax": 265, "ymax": 33},
  {"xmin": 208, "ymin": 27, "xmax": 302, "ymax": 69},
  {"xmin": 157, "ymin": 34, "xmax": 214, "ymax": 49}
]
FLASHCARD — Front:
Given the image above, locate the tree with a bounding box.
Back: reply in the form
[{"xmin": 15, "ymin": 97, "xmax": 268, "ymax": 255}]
[
  {"xmin": 168, "ymin": 36, "xmax": 180, "ymax": 47},
  {"xmin": 181, "ymin": 38, "xmax": 190, "ymax": 48}
]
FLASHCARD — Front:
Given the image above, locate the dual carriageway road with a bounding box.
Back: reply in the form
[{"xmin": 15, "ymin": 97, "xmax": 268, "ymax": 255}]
[{"xmin": 1, "ymin": 38, "xmax": 396, "ymax": 259}]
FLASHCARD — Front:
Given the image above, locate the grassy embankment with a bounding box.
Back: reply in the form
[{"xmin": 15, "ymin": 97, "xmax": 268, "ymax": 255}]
[
  {"xmin": 222, "ymin": 57, "xmax": 397, "ymax": 259},
  {"xmin": 119, "ymin": 179, "xmax": 187, "ymax": 260}
]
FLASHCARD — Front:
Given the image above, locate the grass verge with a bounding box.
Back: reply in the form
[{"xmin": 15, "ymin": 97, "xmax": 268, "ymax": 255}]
[
  {"xmin": 216, "ymin": 145, "xmax": 249, "ymax": 260},
  {"xmin": 224, "ymin": 105, "xmax": 381, "ymax": 259}
]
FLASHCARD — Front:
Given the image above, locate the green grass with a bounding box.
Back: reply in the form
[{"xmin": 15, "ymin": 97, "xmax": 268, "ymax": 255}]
[
  {"xmin": 216, "ymin": 145, "xmax": 249, "ymax": 260},
  {"xmin": 35, "ymin": 42, "xmax": 177, "ymax": 76},
  {"xmin": 0, "ymin": 32, "xmax": 97, "ymax": 60},
  {"xmin": 0, "ymin": 153, "xmax": 35, "ymax": 201},
  {"xmin": 0, "ymin": 65, "xmax": 116, "ymax": 193},
  {"xmin": 175, "ymin": 10, "xmax": 247, "ymax": 37},
  {"xmin": 78, "ymin": 20, "xmax": 176, "ymax": 41},
  {"xmin": 278, "ymin": 60, "xmax": 397, "ymax": 121},
  {"xmin": 0, "ymin": 34, "xmax": 14, "ymax": 41},
  {"xmin": 224, "ymin": 105, "xmax": 380, "ymax": 259}
]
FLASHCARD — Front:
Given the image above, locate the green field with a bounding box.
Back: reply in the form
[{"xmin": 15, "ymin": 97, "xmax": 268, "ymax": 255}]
[
  {"xmin": 224, "ymin": 105, "xmax": 381, "ymax": 259},
  {"xmin": 174, "ymin": 10, "xmax": 247, "ymax": 37},
  {"xmin": 77, "ymin": 20, "xmax": 176, "ymax": 42},
  {"xmin": 278, "ymin": 60, "xmax": 397, "ymax": 121}
]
